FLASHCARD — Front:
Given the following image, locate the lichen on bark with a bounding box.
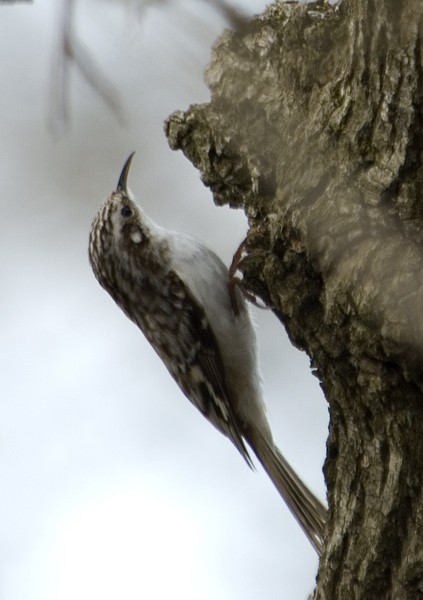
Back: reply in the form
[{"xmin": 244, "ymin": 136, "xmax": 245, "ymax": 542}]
[{"xmin": 166, "ymin": 1, "xmax": 423, "ymax": 598}]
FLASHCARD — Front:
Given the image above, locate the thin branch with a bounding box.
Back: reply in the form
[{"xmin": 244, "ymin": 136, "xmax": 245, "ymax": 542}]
[
  {"xmin": 48, "ymin": 0, "xmax": 252, "ymax": 134},
  {"xmin": 49, "ymin": 0, "xmax": 125, "ymax": 134}
]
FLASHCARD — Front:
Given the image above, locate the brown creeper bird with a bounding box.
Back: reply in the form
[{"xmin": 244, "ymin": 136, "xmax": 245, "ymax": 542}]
[{"xmin": 89, "ymin": 153, "xmax": 327, "ymax": 555}]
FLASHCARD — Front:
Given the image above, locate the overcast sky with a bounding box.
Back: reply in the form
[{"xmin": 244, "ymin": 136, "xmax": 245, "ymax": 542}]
[{"xmin": 1, "ymin": 1, "xmax": 328, "ymax": 598}]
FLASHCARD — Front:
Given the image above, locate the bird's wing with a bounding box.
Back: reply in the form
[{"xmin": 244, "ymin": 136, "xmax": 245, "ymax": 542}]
[{"xmin": 149, "ymin": 269, "xmax": 253, "ymax": 466}]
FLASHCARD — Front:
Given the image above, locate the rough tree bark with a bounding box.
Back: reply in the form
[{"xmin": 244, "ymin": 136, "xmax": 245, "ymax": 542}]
[{"xmin": 165, "ymin": 0, "xmax": 423, "ymax": 598}]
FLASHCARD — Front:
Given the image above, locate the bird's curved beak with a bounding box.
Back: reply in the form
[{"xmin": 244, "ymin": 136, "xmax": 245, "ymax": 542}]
[{"xmin": 116, "ymin": 152, "xmax": 136, "ymax": 193}]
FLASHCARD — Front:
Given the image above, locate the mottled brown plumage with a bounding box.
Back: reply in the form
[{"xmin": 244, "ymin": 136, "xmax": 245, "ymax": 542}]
[{"xmin": 89, "ymin": 154, "xmax": 327, "ymax": 554}]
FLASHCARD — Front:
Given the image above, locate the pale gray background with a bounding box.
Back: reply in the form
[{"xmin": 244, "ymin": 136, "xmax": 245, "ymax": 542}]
[{"xmin": 1, "ymin": 1, "xmax": 328, "ymax": 598}]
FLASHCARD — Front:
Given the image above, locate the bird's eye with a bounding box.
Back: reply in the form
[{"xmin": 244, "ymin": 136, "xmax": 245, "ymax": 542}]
[{"xmin": 120, "ymin": 205, "xmax": 133, "ymax": 218}]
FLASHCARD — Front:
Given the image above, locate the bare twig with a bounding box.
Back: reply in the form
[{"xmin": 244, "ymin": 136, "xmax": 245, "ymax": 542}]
[
  {"xmin": 49, "ymin": 0, "xmax": 125, "ymax": 133},
  {"xmin": 48, "ymin": 0, "xmax": 252, "ymax": 133}
]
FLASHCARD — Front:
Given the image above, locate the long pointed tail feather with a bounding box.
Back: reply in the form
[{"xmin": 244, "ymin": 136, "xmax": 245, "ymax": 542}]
[{"xmin": 250, "ymin": 433, "xmax": 327, "ymax": 555}]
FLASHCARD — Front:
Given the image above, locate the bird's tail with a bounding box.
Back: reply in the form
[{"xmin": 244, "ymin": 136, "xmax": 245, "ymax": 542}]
[{"xmin": 250, "ymin": 433, "xmax": 327, "ymax": 555}]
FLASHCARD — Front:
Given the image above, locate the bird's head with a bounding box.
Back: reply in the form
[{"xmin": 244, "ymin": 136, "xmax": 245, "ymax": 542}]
[
  {"xmin": 106, "ymin": 152, "xmax": 148, "ymax": 245},
  {"xmin": 89, "ymin": 152, "xmax": 156, "ymax": 287}
]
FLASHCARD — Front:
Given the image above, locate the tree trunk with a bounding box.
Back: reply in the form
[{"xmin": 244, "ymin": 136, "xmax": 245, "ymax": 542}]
[{"xmin": 165, "ymin": 1, "xmax": 423, "ymax": 598}]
